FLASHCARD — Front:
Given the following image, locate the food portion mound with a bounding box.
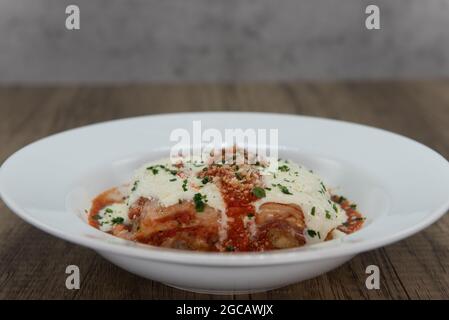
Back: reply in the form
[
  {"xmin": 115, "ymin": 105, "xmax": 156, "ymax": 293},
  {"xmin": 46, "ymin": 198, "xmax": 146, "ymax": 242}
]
[{"xmin": 88, "ymin": 152, "xmax": 364, "ymax": 252}]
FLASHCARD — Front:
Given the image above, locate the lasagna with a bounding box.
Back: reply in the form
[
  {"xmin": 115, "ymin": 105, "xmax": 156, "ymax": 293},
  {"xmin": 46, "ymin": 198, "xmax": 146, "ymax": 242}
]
[{"xmin": 88, "ymin": 151, "xmax": 364, "ymax": 252}]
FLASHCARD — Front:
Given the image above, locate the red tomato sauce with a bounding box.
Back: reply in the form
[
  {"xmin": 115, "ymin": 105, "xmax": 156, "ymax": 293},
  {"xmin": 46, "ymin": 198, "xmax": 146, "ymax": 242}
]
[{"xmin": 89, "ymin": 166, "xmax": 365, "ymax": 252}]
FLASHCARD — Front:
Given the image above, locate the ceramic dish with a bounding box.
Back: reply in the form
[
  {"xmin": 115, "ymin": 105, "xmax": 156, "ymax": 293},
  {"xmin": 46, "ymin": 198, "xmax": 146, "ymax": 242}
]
[{"xmin": 1, "ymin": 112, "xmax": 448, "ymax": 294}]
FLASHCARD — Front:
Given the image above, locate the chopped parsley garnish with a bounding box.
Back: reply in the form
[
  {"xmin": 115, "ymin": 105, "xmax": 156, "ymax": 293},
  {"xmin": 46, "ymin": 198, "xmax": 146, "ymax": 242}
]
[
  {"xmin": 252, "ymin": 187, "xmax": 266, "ymax": 198},
  {"xmin": 169, "ymin": 178, "xmax": 177, "ymax": 182},
  {"xmin": 147, "ymin": 164, "xmax": 178, "ymax": 176},
  {"xmin": 92, "ymin": 214, "xmax": 100, "ymax": 220},
  {"xmin": 131, "ymin": 180, "xmax": 139, "ymax": 192},
  {"xmin": 146, "ymin": 165, "xmax": 159, "ymax": 175},
  {"xmin": 311, "ymin": 207, "xmax": 316, "ymax": 216},
  {"xmin": 111, "ymin": 217, "xmax": 124, "ymax": 225},
  {"xmin": 277, "ymin": 184, "xmax": 292, "ymax": 195},
  {"xmin": 333, "ymin": 204, "xmax": 338, "ymax": 213},
  {"xmin": 225, "ymin": 245, "xmax": 235, "ymax": 252},
  {"xmin": 193, "ymin": 193, "xmax": 207, "ymax": 212},
  {"xmin": 247, "ymin": 213, "xmax": 254, "ymax": 219},
  {"xmin": 325, "ymin": 210, "xmax": 331, "ymax": 219},
  {"xmin": 320, "ymin": 182, "xmax": 327, "ymax": 192},
  {"xmin": 201, "ymin": 176, "xmax": 211, "ymax": 184},
  {"xmin": 278, "ymin": 165, "xmax": 290, "ymax": 172},
  {"xmin": 265, "ymin": 187, "xmax": 272, "ymax": 191},
  {"xmin": 307, "ymin": 230, "xmax": 317, "ymax": 238},
  {"xmin": 350, "ymin": 204, "xmax": 357, "ymax": 209},
  {"xmin": 182, "ymin": 179, "xmax": 188, "ymax": 191},
  {"xmin": 105, "ymin": 208, "xmax": 113, "ymax": 214}
]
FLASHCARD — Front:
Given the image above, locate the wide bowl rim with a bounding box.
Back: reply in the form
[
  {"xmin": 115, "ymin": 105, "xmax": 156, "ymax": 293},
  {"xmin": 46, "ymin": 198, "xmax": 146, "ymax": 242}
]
[{"xmin": 1, "ymin": 111, "xmax": 449, "ymax": 266}]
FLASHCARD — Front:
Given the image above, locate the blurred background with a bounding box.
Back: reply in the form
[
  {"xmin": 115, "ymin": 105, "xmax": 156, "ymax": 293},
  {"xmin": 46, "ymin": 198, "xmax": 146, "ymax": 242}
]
[{"xmin": 1, "ymin": 0, "xmax": 449, "ymax": 84}]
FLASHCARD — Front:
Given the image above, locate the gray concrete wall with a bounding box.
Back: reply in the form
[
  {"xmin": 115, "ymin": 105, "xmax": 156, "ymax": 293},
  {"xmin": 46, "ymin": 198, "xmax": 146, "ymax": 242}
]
[{"xmin": 1, "ymin": 0, "xmax": 449, "ymax": 83}]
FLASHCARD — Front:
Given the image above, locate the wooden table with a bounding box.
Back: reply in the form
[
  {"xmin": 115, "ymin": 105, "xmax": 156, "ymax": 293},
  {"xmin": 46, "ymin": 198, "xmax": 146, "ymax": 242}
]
[{"xmin": 0, "ymin": 81, "xmax": 448, "ymax": 299}]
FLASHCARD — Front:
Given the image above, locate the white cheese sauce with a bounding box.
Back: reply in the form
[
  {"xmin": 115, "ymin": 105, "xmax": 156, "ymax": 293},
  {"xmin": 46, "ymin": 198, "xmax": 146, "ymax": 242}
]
[
  {"xmin": 254, "ymin": 160, "xmax": 347, "ymax": 244},
  {"xmin": 125, "ymin": 157, "xmax": 347, "ymax": 245},
  {"xmin": 97, "ymin": 203, "xmax": 129, "ymax": 232},
  {"xmin": 127, "ymin": 158, "xmax": 226, "ymax": 212}
]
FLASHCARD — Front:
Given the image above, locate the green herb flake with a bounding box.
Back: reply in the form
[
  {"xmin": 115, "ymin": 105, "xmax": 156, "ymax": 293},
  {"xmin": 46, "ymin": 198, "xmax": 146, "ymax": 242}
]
[
  {"xmin": 182, "ymin": 179, "xmax": 188, "ymax": 192},
  {"xmin": 252, "ymin": 187, "xmax": 266, "ymax": 198},
  {"xmin": 193, "ymin": 193, "xmax": 206, "ymax": 212},
  {"xmin": 277, "ymin": 184, "xmax": 292, "ymax": 195},
  {"xmin": 350, "ymin": 204, "xmax": 357, "ymax": 209},
  {"xmin": 111, "ymin": 217, "xmax": 124, "ymax": 225},
  {"xmin": 278, "ymin": 165, "xmax": 290, "ymax": 172},
  {"xmin": 147, "ymin": 164, "xmax": 178, "ymax": 176},
  {"xmin": 201, "ymin": 176, "xmax": 211, "ymax": 184},
  {"xmin": 169, "ymin": 178, "xmax": 177, "ymax": 182},
  {"xmin": 333, "ymin": 204, "xmax": 338, "ymax": 213},
  {"xmin": 325, "ymin": 210, "xmax": 331, "ymax": 219},
  {"xmin": 311, "ymin": 207, "xmax": 316, "ymax": 216},
  {"xmin": 320, "ymin": 182, "xmax": 327, "ymax": 192},
  {"xmin": 307, "ymin": 229, "xmax": 317, "ymax": 238},
  {"xmin": 105, "ymin": 208, "xmax": 113, "ymax": 214},
  {"xmin": 131, "ymin": 180, "xmax": 140, "ymax": 192},
  {"xmin": 225, "ymin": 245, "xmax": 235, "ymax": 252}
]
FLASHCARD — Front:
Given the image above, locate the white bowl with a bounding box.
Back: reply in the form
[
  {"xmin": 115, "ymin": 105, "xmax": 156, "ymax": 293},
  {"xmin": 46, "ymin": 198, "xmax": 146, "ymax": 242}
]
[{"xmin": 1, "ymin": 112, "xmax": 448, "ymax": 294}]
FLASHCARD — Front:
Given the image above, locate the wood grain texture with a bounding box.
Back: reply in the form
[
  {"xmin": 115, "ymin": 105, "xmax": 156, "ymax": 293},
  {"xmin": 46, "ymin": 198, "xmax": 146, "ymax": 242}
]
[{"xmin": 0, "ymin": 81, "xmax": 448, "ymax": 300}]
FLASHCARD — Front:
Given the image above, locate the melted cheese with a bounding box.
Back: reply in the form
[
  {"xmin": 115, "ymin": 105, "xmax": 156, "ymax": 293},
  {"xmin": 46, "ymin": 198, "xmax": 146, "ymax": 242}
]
[
  {"xmin": 127, "ymin": 158, "xmax": 226, "ymax": 213},
  {"xmin": 126, "ymin": 157, "xmax": 347, "ymax": 245},
  {"xmin": 254, "ymin": 160, "xmax": 347, "ymax": 244},
  {"xmin": 97, "ymin": 203, "xmax": 129, "ymax": 232}
]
